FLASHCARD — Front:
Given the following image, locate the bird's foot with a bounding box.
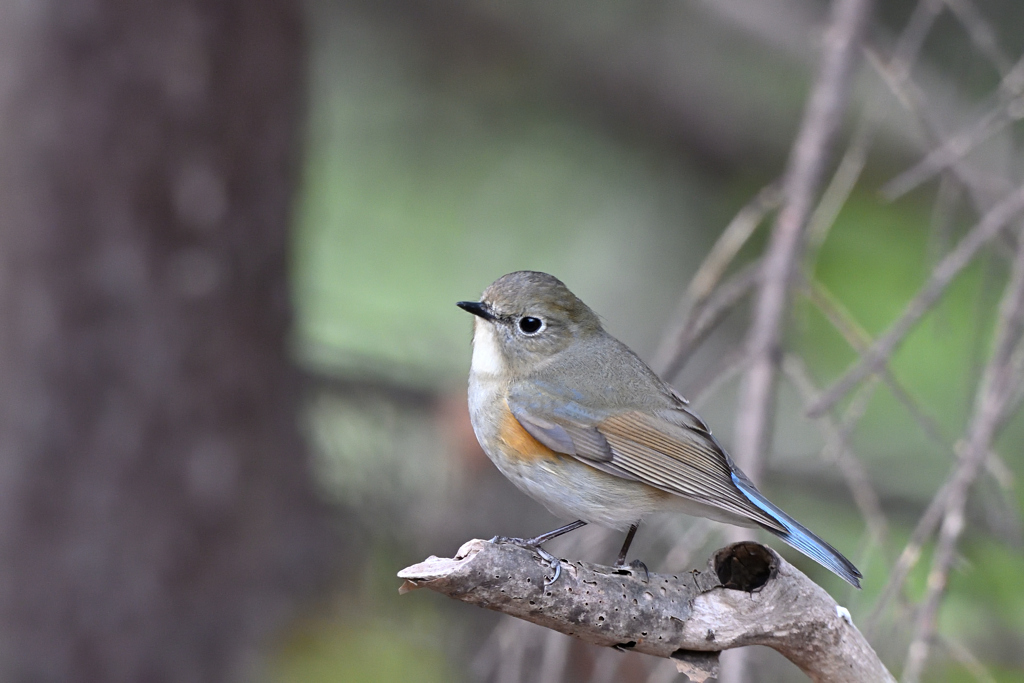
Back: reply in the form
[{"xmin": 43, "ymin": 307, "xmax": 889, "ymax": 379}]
[{"xmin": 489, "ymin": 535, "xmax": 564, "ymax": 586}]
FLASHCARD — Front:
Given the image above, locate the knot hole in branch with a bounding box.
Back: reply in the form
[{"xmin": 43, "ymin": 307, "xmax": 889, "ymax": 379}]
[{"xmin": 713, "ymin": 541, "xmax": 775, "ymax": 591}]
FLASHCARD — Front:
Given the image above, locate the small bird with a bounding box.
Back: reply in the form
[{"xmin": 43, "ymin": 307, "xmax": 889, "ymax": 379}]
[{"xmin": 458, "ymin": 271, "xmax": 862, "ymax": 588}]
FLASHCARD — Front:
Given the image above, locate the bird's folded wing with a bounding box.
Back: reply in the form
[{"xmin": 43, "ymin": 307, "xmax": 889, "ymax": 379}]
[{"xmin": 509, "ymin": 395, "xmax": 783, "ymax": 532}]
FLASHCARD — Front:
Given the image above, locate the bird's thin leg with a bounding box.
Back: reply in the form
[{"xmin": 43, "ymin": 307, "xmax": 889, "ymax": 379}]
[
  {"xmin": 525, "ymin": 520, "xmax": 588, "ymax": 546},
  {"xmin": 614, "ymin": 522, "xmax": 649, "ymax": 582},
  {"xmin": 615, "ymin": 523, "xmax": 639, "ymax": 566},
  {"xmin": 489, "ymin": 519, "xmax": 587, "ymax": 548},
  {"xmin": 490, "ymin": 520, "xmax": 587, "ymax": 585}
]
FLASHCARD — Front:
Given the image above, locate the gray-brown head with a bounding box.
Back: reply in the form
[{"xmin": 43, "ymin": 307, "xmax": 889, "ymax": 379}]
[{"xmin": 457, "ymin": 271, "xmax": 603, "ymax": 376}]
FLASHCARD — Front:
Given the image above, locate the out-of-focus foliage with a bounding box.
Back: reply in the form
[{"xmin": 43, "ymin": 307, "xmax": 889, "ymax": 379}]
[
  {"xmin": 274, "ymin": 551, "xmax": 453, "ymax": 683},
  {"xmin": 291, "ymin": 0, "xmax": 733, "ymax": 386}
]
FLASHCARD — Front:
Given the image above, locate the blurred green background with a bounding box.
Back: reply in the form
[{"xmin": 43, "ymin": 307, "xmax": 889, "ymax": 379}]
[{"xmin": 273, "ymin": 0, "xmax": 1024, "ymax": 680}]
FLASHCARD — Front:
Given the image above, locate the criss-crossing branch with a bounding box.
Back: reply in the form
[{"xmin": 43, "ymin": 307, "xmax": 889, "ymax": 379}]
[
  {"xmin": 732, "ymin": 0, "xmax": 873, "ymax": 484},
  {"xmin": 901, "ymin": 228, "xmax": 1024, "ymax": 682},
  {"xmin": 807, "ymin": 185, "xmax": 1024, "ymax": 418}
]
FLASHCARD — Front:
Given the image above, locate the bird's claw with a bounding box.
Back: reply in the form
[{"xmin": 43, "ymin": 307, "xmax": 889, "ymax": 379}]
[
  {"xmin": 536, "ymin": 547, "xmax": 563, "ymax": 586},
  {"xmin": 488, "ymin": 536, "xmax": 564, "ymax": 585}
]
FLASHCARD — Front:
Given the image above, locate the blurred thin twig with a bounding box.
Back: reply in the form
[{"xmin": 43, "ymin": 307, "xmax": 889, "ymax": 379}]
[
  {"xmin": 657, "ymin": 262, "xmax": 762, "ymax": 380},
  {"xmin": 586, "ymin": 649, "xmax": 623, "ymax": 683},
  {"xmin": 732, "ymin": 0, "xmax": 872, "ymax": 484},
  {"xmin": 865, "ymin": 45, "xmax": 1011, "ymax": 212},
  {"xmin": 724, "ymin": 1, "xmax": 873, "ymax": 680},
  {"xmin": 881, "ymin": 52, "xmax": 1024, "ymax": 202},
  {"xmin": 866, "ymin": 477, "xmax": 950, "ymax": 633},
  {"xmin": 803, "ymin": 278, "xmax": 949, "ymax": 447},
  {"xmin": 804, "ymin": 120, "xmax": 871, "ymax": 258},
  {"xmin": 782, "ymin": 354, "xmax": 889, "ymax": 548},
  {"xmin": 654, "ymin": 179, "xmax": 776, "ymax": 379},
  {"xmin": 902, "ymin": 229, "xmax": 1024, "ymax": 681},
  {"xmin": 938, "ymin": 632, "xmax": 998, "ymax": 683},
  {"xmin": 805, "ymin": 0, "xmax": 943, "ymax": 261},
  {"xmin": 537, "ymin": 630, "xmax": 572, "ymax": 683},
  {"xmin": 942, "ymin": 0, "xmax": 1016, "ymax": 77},
  {"xmin": 804, "ymin": 275, "xmax": 1018, "ymax": 524},
  {"xmin": 685, "ymin": 184, "xmax": 781, "ymax": 305},
  {"xmin": 807, "ymin": 186, "xmax": 1024, "ymax": 418}
]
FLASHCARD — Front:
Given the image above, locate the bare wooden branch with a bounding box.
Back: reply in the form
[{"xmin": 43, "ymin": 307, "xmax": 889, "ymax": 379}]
[
  {"xmin": 807, "ymin": 184, "xmax": 1024, "ymax": 417},
  {"xmin": 398, "ymin": 539, "xmax": 894, "ymax": 683},
  {"xmin": 733, "ymin": 0, "xmax": 872, "ymax": 484}
]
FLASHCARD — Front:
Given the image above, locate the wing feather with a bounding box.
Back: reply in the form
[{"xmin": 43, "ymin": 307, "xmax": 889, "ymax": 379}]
[
  {"xmin": 597, "ymin": 412, "xmax": 783, "ymax": 530},
  {"xmin": 508, "ymin": 390, "xmax": 783, "ymax": 532}
]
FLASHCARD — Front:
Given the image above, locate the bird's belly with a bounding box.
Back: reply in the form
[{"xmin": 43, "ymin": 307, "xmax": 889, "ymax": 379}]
[
  {"xmin": 468, "ymin": 379, "xmax": 670, "ymax": 530},
  {"xmin": 500, "ymin": 451, "xmax": 673, "ymax": 530}
]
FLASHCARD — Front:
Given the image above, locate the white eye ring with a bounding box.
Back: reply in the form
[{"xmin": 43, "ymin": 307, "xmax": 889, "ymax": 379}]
[{"xmin": 518, "ymin": 316, "xmax": 545, "ymax": 335}]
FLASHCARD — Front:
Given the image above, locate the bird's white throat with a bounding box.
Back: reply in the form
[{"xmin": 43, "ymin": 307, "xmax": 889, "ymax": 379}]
[{"xmin": 471, "ymin": 320, "xmax": 505, "ymax": 376}]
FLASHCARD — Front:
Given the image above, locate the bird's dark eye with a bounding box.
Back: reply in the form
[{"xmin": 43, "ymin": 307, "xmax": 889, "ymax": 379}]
[{"xmin": 518, "ymin": 316, "xmax": 544, "ymax": 335}]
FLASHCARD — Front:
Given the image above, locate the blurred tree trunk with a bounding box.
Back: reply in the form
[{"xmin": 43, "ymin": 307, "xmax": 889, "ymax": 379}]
[{"xmin": 0, "ymin": 1, "xmax": 334, "ymax": 681}]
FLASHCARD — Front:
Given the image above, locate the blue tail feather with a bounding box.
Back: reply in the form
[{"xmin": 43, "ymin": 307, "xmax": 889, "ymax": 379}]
[{"xmin": 732, "ymin": 474, "xmax": 862, "ymax": 589}]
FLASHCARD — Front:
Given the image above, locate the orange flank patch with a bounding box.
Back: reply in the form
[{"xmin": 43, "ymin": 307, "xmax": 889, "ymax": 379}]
[{"xmin": 497, "ymin": 405, "xmax": 559, "ymax": 463}]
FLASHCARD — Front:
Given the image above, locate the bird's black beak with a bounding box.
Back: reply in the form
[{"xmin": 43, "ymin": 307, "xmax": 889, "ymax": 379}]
[{"xmin": 457, "ymin": 300, "xmax": 495, "ymax": 321}]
